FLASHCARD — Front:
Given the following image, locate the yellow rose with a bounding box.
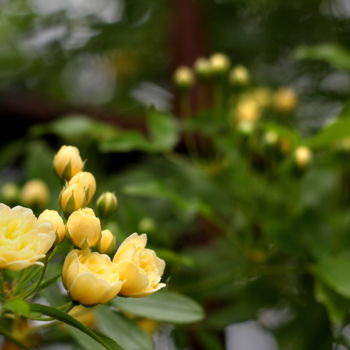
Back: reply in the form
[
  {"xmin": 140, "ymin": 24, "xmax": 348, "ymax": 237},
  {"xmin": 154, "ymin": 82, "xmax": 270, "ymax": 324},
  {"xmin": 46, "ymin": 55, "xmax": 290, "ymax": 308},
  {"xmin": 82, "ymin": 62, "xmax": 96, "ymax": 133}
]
[
  {"xmin": 0, "ymin": 204, "xmax": 55, "ymax": 270},
  {"xmin": 62, "ymin": 249, "xmax": 122, "ymax": 305},
  {"xmin": 21, "ymin": 179, "xmax": 50, "ymax": 208},
  {"xmin": 53, "ymin": 145, "xmax": 84, "ymax": 180},
  {"xmin": 96, "ymin": 192, "xmax": 117, "ymax": 218},
  {"xmin": 59, "ymin": 184, "xmax": 86, "ymax": 215},
  {"xmin": 113, "ymin": 233, "xmax": 166, "ymax": 297},
  {"xmin": 68, "ymin": 172, "xmax": 96, "ymax": 204},
  {"xmin": 38, "ymin": 209, "xmax": 66, "ymax": 244},
  {"xmin": 66, "ymin": 208, "xmax": 101, "ymax": 248},
  {"xmin": 98, "ymin": 229, "xmax": 116, "ymax": 255}
]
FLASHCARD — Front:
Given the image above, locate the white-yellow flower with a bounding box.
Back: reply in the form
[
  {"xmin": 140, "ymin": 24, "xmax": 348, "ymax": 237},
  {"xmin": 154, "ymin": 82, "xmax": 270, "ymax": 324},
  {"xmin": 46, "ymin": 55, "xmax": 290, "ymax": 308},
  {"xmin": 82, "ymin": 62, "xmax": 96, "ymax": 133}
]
[
  {"xmin": 0, "ymin": 204, "xmax": 55, "ymax": 270},
  {"xmin": 113, "ymin": 233, "xmax": 166, "ymax": 297},
  {"xmin": 62, "ymin": 249, "xmax": 123, "ymax": 305}
]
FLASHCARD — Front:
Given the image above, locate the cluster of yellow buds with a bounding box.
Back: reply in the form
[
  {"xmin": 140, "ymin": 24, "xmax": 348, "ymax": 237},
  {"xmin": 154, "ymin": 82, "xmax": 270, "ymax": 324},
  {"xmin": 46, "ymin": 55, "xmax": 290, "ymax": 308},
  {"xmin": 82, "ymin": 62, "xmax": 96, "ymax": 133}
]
[{"xmin": 53, "ymin": 145, "xmax": 166, "ymax": 305}]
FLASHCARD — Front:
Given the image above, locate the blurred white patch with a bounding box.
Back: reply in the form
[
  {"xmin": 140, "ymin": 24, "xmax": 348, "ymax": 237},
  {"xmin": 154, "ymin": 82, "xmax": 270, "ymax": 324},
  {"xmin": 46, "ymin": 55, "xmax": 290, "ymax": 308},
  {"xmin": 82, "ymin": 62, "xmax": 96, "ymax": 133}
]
[
  {"xmin": 320, "ymin": 0, "xmax": 350, "ymax": 18},
  {"xmin": 321, "ymin": 72, "xmax": 350, "ymax": 94},
  {"xmin": 29, "ymin": 0, "xmax": 124, "ymax": 23},
  {"xmin": 258, "ymin": 307, "xmax": 294, "ymax": 330},
  {"xmin": 225, "ymin": 321, "xmax": 278, "ymax": 350},
  {"xmin": 131, "ymin": 82, "xmax": 173, "ymax": 111},
  {"xmin": 61, "ymin": 23, "xmax": 98, "ymax": 50},
  {"xmin": 153, "ymin": 326, "xmax": 178, "ymax": 350},
  {"xmin": 21, "ymin": 25, "xmax": 67, "ymax": 51},
  {"xmin": 62, "ymin": 55, "xmax": 115, "ymax": 105}
]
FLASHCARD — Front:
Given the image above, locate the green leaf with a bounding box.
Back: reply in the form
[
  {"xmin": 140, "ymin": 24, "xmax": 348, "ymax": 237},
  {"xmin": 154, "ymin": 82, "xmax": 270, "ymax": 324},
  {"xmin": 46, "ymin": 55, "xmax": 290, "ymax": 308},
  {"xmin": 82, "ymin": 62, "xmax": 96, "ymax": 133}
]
[
  {"xmin": 4, "ymin": 299, "xmax": 36, "ymax": 318},
  {"xmin": 315, "ymin": 254, "xmax": 350, "ymax": 298},
  {"xmin": 147, "ymin": 109, "xmax": 179, "ymax": 151},
  {"xmin": 112, "ymin": 291, "xmax": 205, "ymax": 324},
  {"xmin": 315, "ymin": 281, "xmax": 350, "ymax": 325},
  {"xmin": 295, "ymin": 43, "xmax": 350, "ymax": 70},
  {"xmin": 100, "ymin": 131, "xmax": 153, "ymax": 153},
  {"xmin": 96, "ymin": 306, "xmax": 154, "ymax": 350},
  {"xmin": 30, "ymin": 303, "xmax": 121, "ymax": 350},
  {"xmin": 306, "ymin": 119, "xmax": 350, "ymax": 148},
  {"xmin": 69, "ymin": 327, "xmax": 106, "ymax": 350}
]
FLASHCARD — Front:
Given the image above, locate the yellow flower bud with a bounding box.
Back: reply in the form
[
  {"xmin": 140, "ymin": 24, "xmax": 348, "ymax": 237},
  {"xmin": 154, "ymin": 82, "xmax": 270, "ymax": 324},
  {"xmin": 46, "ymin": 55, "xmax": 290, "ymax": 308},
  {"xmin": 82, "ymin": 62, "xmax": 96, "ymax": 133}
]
[
  {"xmin": 98, "ymin": 229, "xmax": 116, "ymax": 255},
  {"xmin": 1, "ymin": 183, "xmax": 19, "ymax": 203},
  {"xmin": 235, "ymin": 99, "xmax": 261, "ymax": 124},
  {"xmin": 38, "ymin": 209, "xmax": 66, "ymax": 244},
  {"xmin": 294, "ymin": 146, "xmax": 312, "ymax": 168},
  {"xmin": 96, "ymin": 192, "xmax": 117, "ymax": 218},
  {"xmin": 113, "ymin": 233, "xmax": 166, "ymax": 297},
  {"xmin": 0, "ymin": 204, "xmax": 55, "ymax": 270},
  {"xmin": 252, "ymin": 87, "xmax": 272, "ymax": 108},
  {"xmin": 69, "ymin": 172, "xmax": 96, "ymax": 204},
  {"xmin": 194, "ymin": 57, "xmax": 212, "ymax": 79},
  {"xmin": 69, "ymin": 305, "xmax": 96, "ymax": 328},
  {"xmin": 264, "ymin": 131, "xmax": 278, "ymax": 146},
  {"xmin": 21, "ymin": 179, "xmax": 50, "ymax": 208},
  {"xmin": 209, "ymin": 53, "xmax": 231, "ymax": 76},
  {"xmin": 137, "ymin": 319, "xmax": 159, "ymax": 335},
  {"xmin": 237, "ymin": 120, "xmax": 255, "ymax": 135},
  {"xmin": 273, "ymin": 87, "xmax": 298, "ymax": 113},
  {"xmin": 62, "ymin": 249, "xmax": 122, "ymax": 305},
  {"xmin": 59, "ymin": 184, "xmax": 86, "ymax": 215},
  {"xmin": 174, "ymin": 66, "xmax": 195, "ymax": 90},
  {"xmin": 229, "ymin": 65, "xmax": 250, "ymax": 86},
  {"xmin": 66, "ymin": 208, "xmax": 101, "ymax": 248},
  {"xmin": 138, "ymin": 217, "xmax": 156, "ymax": 233},
  {"xmin": 53, "ymin": 145, "xmax": 84, "ymax": 180}
]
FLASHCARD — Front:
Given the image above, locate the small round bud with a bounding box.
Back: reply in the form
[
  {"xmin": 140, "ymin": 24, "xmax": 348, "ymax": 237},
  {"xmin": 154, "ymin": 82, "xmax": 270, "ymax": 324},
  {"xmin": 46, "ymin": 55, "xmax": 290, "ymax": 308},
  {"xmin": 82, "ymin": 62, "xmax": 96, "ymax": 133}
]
[
  {"xmin": 229, "ymin": 65, "xmax": 250, "ymax": 86},
  {"xmin": 209, "ymin": 53, "xmax": 231, "ymax": 76},
  {"xmin": 69, "ymin": 172, "xmax": 96, "ymax": 204},
  {"xmin": 138, "ymin": 217, "xmax": 156, "ymax": 233},
  {"xmin": 173, "ymin": 66, "xmax": 195, "ymax": 90},
  {"xmin": 1, "ymin": 183, "xmax": 19, "ymax": 204},
  {"xmin": 264, "ymin": 131, "xmax": 278, "ymax": 146},
  {"xmin": 237, "ymin": 120, "xmax": 255, "ymax": 135},
  {"xmin": 98, "ymin": 229, "xmax": 116, "ymax": 255},
  {"xmin": 66, "ymin": 208, "xmax": 101, "ymax": 249},
  {"xmin": 194, "ymin": 58, "xmax": 212, "ymax": 80},
  {"xmin": 294, "ymin": 146, "xmax": 312, "ymax": 168},
  {"xmin": 53, "ymin": 145, "xmax": 84, "ymax": 180},
  {"xmin": 59, "ymin": 184, "xmax": 86, "ymax": 216},
  {"xmin": 273, "ymin": 87, "xmax": 298, "ymax": 113},
  {"xmin": 21, "ymin": 179, "xmax": 50, "ymax": 208},
  {"xmin": 252, "ymin": 87, "xmax": 272, "ymax": 108},
  {"xmin": 38, "ymin": 209, "xmax": 66, "ymax": 244},
  {"xmin": 235, "ymin": 99, "xmax": 261, "ymax": 124},
  {"xmin": 96, "ymin": 192, "xmax": 117, "ymax": 218}
]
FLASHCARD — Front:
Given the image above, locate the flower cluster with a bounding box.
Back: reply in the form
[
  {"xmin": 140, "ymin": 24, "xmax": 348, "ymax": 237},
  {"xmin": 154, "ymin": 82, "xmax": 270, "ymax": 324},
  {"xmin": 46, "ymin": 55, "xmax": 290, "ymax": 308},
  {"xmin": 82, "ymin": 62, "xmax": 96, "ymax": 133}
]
[{"xmin": 53, "ymin": 145, "xmax": 166, "ymax": 305}]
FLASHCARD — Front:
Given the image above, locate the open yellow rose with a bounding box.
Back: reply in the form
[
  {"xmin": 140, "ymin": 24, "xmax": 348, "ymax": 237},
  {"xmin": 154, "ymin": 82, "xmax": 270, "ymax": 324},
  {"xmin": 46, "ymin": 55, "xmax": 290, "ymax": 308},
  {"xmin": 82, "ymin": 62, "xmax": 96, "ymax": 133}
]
[
  {"xmin": 113, "ymin": 233, "xmax": 166, "ymax": 297},
  {"xmin": 62, "ymin": 250, "xmax": 123, "ymax": 305},
  {"xmin": 0, "ymin": 204, "xmax": 55, "ymax": 271}
]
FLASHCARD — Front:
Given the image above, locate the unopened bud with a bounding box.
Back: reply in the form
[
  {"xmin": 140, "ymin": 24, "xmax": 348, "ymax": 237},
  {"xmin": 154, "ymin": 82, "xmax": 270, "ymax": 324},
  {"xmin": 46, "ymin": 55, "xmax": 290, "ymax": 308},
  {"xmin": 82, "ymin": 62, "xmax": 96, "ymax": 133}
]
[
  {"xmin": 21, "ymin": 179, "xmax": 50, "ymax": 208},
  {"xmin": 69, "ymin": 172, "xmax": 96, "ymax": 204},
  {"xmin": 138, "ymin": 217, "xmax": 156, "ymax": 233},
  {"xmin": 209, "ymin": 53, "xmax": 231, "ymax": 76},
  {"xmin": 96, "ymin": 192, "xmax": 117, "ymax": 218},
  {"xmin": 66, "ymin": 208, "xmax": 101, "ymax": 249},
  {"xmin": 98, "ymin": 229, "xmax": 116, "ymax": 255},
  {"xmin": 1, "ymin": 183, "xmax": 19, "ymax": 204},
  {"xmin": 194, "ymin": 58, "xmax": 212, "ymax": 80},
  {"xmin": 53, "ymin": 145, "xmax": 84, "ymax": 180},
  {"xmin": 38, "ymin": 209, "xmax": 66, "ymax": 244},
  {"xmin": 59, "ymin": 184, "xmax": 86, "ymax": 215},
  {"xmin": 294, "ymin": 146, "xmax": 312, "ymax": 168},
  {"xmin": 229, "ymin": 65, "xmax": 250, "ymax": 86},
  {"xmin": 174, "ymin": 66, "xmax": 195, "ymax": 90},
  {"xmin": 273, "ymin": 87, "xmax": 298, "ymax": 113},
  {"xmin": 264, "ymin": 131, "xmax": 278, "ymax": 146}
]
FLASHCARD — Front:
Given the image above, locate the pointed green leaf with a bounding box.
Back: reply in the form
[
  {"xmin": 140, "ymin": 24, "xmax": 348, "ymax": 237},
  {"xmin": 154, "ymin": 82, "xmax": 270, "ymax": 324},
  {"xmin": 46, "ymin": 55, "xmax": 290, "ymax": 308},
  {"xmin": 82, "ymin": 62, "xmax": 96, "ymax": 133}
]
[
  {"xmin": 96, "ymin": 306, "xmax": 154, "ymax": 350},
  {"xmin": 112, "ymin": 291, "xmax": 205, "ymax": 324},
  {"xmin": 30, "ymin": 303, "xmax": 121, "ymax": 350}
]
